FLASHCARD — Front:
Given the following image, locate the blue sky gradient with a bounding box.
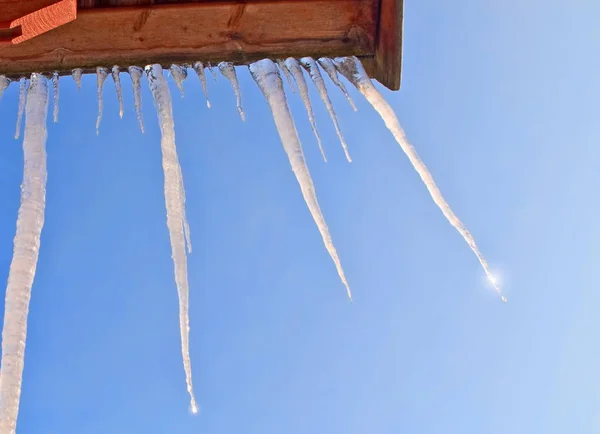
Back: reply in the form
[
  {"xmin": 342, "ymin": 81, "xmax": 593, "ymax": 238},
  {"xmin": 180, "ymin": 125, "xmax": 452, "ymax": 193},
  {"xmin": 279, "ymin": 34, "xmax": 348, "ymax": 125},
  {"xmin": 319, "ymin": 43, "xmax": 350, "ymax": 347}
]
[{"xmin": 0, "ymin": 0, "xmax": 599, "ymax": 432}]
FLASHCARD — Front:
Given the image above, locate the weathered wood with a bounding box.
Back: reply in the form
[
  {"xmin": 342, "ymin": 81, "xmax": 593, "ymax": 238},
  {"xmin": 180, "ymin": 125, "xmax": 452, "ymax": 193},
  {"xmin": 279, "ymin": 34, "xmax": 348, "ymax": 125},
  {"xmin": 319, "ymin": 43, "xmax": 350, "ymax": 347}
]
[
  {"xmin": 372, "ymin": 0, "xmax": 403, "ymax": 90},
  {"xmin": 0, "ymin": 0, "xmax": 403, "ymax": 90}
]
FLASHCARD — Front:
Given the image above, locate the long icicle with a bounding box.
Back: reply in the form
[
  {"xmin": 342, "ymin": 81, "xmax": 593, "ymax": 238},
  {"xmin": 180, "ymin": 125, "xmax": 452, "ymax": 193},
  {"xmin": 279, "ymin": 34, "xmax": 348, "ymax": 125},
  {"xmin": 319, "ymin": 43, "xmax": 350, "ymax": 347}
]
[
  {"xmin": 192, "ymin": 62, "xmax": 211, "ymax": 108},
  {"xmin": 334, "ymin": 56, "xmax": 506, "ymax": 302},
  {"xmin": 72, "ymin": 68, "xmax": 83, "ymax": 91},
  {"xmin": 300, "ymin": 57, "xmax": 352, "ymax": 162},
  {"xmin": 218, "ymin": 62, "xmax": 245, "ymax": 121},
  {"xmin": 112, "ymin": 66, "xmax": 125, "ymax": 119},
  {"xmin": 51, "ymin": 72, "xmax": 60, "ymax": 123},
  {"xmin": 95, "ymin": 67, "xmax": 109, "ymax": 135},
  {"xmin": 128, "ymin": 66, "xmax": 145, "ymax": 133},
  {"xmin": 283, "ymin": 58, "xmax": 327, "ymax": 162},
  {"xmin": 0, "ymin": 76, "xmax": 11, "ymax": 99},
  {"xmin": 170, "ymin": 64, "xmax": 188, "ymax": 98},
  {"xmin": 145, "ymin": 64, "xmax": 198, "ymax": 413},
  {"xmin": 318, "ymin": 57, "xmax": 357, "ymax": 111},
  {"xmin": 277, "ymin": 59, "xmax": 295, "ymax": 93},
  {"xmin": 14, "ymin": 78, "xmax": 28, "ymax": 139},
  {"xmin": 249, "ymin": 59, "xmax": 351, "ymax": 300},
  {"xmin": 0, "ymin": 73, "xmax": 50, "ymax": 434}
]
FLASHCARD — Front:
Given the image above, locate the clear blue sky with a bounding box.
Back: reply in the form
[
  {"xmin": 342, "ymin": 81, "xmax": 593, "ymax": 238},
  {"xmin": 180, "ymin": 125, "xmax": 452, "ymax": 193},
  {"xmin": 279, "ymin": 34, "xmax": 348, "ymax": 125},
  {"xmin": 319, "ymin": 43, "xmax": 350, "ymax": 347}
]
[{"xmin": 0, "ymin": 0, "xmax": 598, "ymax": 432}]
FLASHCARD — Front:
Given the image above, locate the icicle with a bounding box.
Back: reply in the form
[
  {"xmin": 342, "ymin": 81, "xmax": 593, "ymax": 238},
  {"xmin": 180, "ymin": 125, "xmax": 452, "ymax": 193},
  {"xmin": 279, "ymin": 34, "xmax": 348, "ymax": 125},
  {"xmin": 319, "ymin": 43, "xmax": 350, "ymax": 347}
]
[
  {"xmin": 128, "ymin": 66, "xmax": 145, "ymax": 133},
  {"xmin": 318, "ymin": 57, "xmax": 357, "ymax": 111},
  {"xmin": 334, "ymin": 56, "xmax": 506, "ymax": 302},
  {"xmin": 218, "ymin": 62, "xmax": 245, "ymax": 121},
  {"xmin": 72, "ymin": 68, "xmax": 83, "ymax": 91},
  {"xmin": 169, "ymin": 64, "xmax": 188, "ymax": 98},
  {"xmin": 145, "ymin": 64, "xmax": 198, "ymax": 413},
  {"xmin": 277, "ymin": 59, "xmax": 295, "ymax": 93},
  {"xmin": 14, "ymin": 78, "xmax": 28, "ymax": 140},
  {"xmin": 0, "ymin": 73, "xmax": 49, "ymax": 434},
  {"xmin": 300, "ymin": 57, "xmax": 352, "ymax": 162},
  {"xmin": 0, "ymin": 76, "xmax": 11, "ymax": 99},
  {"xmin": 51, "ymin": 72, "xmax": 59, "ymax": 123},
  {"xmin": 249, "ymin": 59, "xmax": 351, "ymax": 300},
  {"xmin": 95, "ymin": 67, "xmax": 109, "ymax": 135},
  {"xmin": 283, "ymin": 58, "xmax": 327, "ymax": 162},
  {"xmin": 207, "ymin": 62, "xmax": 217, "ymax": 81},
  {"xmin": 112, "ymin": 66, "xmax": 125, "ymax": 119},
  {"xmin": 192, "ymin": 61, "xmax": 211, "ymax": 108}
]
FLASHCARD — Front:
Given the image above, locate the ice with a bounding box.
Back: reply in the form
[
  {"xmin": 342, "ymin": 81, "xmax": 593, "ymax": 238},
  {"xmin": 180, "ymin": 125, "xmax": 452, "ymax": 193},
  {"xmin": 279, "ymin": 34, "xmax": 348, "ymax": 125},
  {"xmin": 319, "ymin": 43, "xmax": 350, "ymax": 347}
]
[
  {"xmin": 0, "ymin": 73, "xmax": 50, "ymax": 434},
  {"xmin": 145, "ymin": 64, "xmax": 198, "ymax": 413},
  {"xmin": 218, "ymin": 62, "xmax": 245, "ymax": 121},
  {"xmin": 15, "ymin": 78, "xmax": 28, "ymax": 140},
  {"xmin": 0, "ymin": 76, "xmax": 11, "ymax": 99},
  {"xmin": 95, "ymin": 67, "xmax": 109, "ymax": 135},
  {"xmin": 277, "ymin": 59, "xmax": 295, "ymax": 93},
  {"xmin": 300, "ymin": 57, "xmax": 352, "ymax": 162},
  {"xmin": 283, "ymin": 58, "xmax": 327, "ymax": 162},
  {"xmin": 170, "ymin": 64, "xmax": 188, "ymax": 98},
  {"xmin": 249, "ymin": 59, "xmax": 351, "ymax": 299},
  {"xmin": 112, "ymin": 66, "xmax": 125, "ymax": 119},
  {"xmin": 128, "ymin": 66, "xmax": 145, "ymax": 133},
  {"xmin": 334, "ymin": 56, "xmax": 506, "ymax": 302},
  {"xmin": 192, "ymin": 61, "xmax": 211, "ymax": 108},
  {"xmin": 72, "ymin": 68, "xmax": 83, "ymax": 91},
  {"xmin": 317, "ymin": 57, "xmax": 357, "ymax": 111},
  {"xmin": 51, "ymin": 72, "xmax": 59, "ymax": 123},
  {"xmin": 206, "ymin": 62, "xmax": 217, "ymax": 81}
]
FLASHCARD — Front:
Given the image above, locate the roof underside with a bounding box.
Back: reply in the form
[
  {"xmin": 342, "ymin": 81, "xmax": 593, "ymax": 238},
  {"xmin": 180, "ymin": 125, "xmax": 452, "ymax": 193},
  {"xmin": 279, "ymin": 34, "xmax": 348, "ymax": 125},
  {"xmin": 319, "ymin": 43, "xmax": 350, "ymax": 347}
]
[{"xmin": 0, "ymin": 0, "xmax": 403, "ymax": 90}]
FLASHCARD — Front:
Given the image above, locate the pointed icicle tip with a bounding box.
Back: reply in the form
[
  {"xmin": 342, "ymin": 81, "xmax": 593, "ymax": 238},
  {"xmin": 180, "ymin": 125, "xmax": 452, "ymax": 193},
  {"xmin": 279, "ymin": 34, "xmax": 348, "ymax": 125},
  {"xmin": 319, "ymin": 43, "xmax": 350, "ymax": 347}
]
[
  {"xmin": 300, "ymin": 57, "xmax": 352, "ymax": 162},
  {"xmin": 128, "ymin": 66, "xmax": 145, "ymax": 134},
  {"xmin": 72, "ymin": 68, "xmax": 83, "ymax": 91},
  {"xmin": 95, "ymin": 66, "xmax": 109, "ymax": 135},
  {"xmin": 192, "ymin": 61, "xmax": 211, "ymax": 108},
  {"xmin": 112, "ymin": 65, "xmax": 125, "ymax": 119},
  {"xmin": 218, "ymin": 62, "xmax": 245, "ymax": 121},
  {"xmin": 249, "ymin": 59, "xmax": 351, "ymax": 300},
  {"xmin": 170, "ymin": 64, "xmax": 188, "ymax": 98}
]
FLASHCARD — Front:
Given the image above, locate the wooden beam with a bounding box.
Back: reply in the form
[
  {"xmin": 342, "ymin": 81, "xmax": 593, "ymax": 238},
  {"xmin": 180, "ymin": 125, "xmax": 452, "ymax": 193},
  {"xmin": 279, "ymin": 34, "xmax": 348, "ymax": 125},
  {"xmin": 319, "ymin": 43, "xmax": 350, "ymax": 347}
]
[
  {"xmin": 0, "ymin": 0, "xmax": 403, "ymax": 90},
  {"xmin": 0, "ymin": 1, "xmax": 377, "ymax": 79}
]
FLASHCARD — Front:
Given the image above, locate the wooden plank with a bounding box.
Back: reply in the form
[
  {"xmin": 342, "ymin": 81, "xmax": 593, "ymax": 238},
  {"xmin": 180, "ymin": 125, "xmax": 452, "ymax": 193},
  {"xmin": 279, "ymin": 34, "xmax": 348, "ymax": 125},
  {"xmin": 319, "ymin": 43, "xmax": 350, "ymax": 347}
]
[
  {"xmin": 370, "ymin": 0, "xmax": 403, "ymax": 90},
  {"xmin": 0, "ymin": 0, "xmax": 377, "ymax": 79}
]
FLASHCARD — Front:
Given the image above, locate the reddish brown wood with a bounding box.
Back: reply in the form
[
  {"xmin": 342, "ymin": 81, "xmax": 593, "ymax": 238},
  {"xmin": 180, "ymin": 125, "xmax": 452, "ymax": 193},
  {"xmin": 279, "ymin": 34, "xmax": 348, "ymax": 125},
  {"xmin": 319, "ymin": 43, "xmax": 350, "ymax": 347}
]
[
  {"xmin": 0, "ymin": 0, "xmax": 403, "ymax": 90},
  {"xmin": 8, "ymin": 0, "xmax": 76, "ymax": 44}
]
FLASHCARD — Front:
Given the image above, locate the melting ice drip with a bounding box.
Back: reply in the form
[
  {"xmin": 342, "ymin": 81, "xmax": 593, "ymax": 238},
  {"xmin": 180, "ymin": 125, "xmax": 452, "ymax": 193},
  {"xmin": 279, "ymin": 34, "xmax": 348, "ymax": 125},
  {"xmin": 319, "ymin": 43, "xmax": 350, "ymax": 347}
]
[{"xmin": 0, "ymin": 56, "xmax": 504, "ymax": 431}]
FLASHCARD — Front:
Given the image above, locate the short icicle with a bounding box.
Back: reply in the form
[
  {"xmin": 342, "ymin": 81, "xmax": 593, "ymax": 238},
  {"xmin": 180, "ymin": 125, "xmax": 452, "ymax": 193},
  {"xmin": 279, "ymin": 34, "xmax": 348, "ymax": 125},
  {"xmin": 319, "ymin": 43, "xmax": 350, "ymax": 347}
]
[
  {"xmin": 300, "ymin": 57, "xmax": 352, "ymax": 162},
  {"xmin": 0, "ymin": 76, "xmax": 11, "ymax": 99},
  {"xmin": 318, "ymin": 57, "xmax": 357, "ymax": 111},
  {"xmin": 170, "ymin": 64, "xmax": 188, "ymax": 98},
  {"xmin": 95, "ymin": 67, "xmax": 109, "ymax": 135},
  {"xmin": 249, "ymin": 59, "xmax": 351, "ymax": 300},
  {"xmin": 334, "ymin": 56, "xmax": 506, "ymax": 302},
  {"xmin": 15, "ymin": 78, "xmax": 28, "ymax": 139},
  {"xmin": 145, "ymin": 64, "xmax": 198, "ymax": 413},
  {"xmin": 283, "ymin": 58, "xmax": 327, "ymax": 162},
  {"xmin": 128, "ymin": 66, "xmax": 145, "ymax": 133},
  {"xmin": 72, "ymin": 68, "xmax": 83, "ymax": 91},
  {"xmin": 218, "ymin": 62, "xmax": 245, "ymax": 121},
  {"xmin": 192, "ymin": 62, "xmax": 211, "ymax": 108},
  {"xmin": 51, "ymin": 72, "xmax": 60, "ymax": 123},
  {"xmin": 0, "ymin": 73, "xmax": 50, "ymax": 434},
  {"xmin": 277, "ymin": 59, "xmax": 295, "ymax": 93},
  {"xmin": 206, "ymin": 62, "xmax": 217, "ymax": 81},
  {"xmin": 112, "ymin": 66, "xmax": 125, "ymax": 118}
]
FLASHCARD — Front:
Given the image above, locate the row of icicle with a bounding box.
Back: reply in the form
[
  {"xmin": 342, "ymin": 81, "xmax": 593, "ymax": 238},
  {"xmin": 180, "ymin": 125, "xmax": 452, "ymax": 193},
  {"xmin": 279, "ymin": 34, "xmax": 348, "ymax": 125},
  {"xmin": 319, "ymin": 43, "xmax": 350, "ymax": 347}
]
[{"xmin": 0, "ymin": 56, "xmax": 504, "ymax": 434}]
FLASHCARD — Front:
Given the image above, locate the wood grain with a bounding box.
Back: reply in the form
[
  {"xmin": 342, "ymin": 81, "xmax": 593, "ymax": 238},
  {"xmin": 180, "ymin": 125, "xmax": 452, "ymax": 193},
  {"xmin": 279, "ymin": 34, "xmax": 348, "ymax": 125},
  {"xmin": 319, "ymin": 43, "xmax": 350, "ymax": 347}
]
[{"xmin": 0, "ymin": 0, "xmax": 402, "ymax": 90}]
